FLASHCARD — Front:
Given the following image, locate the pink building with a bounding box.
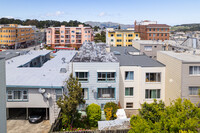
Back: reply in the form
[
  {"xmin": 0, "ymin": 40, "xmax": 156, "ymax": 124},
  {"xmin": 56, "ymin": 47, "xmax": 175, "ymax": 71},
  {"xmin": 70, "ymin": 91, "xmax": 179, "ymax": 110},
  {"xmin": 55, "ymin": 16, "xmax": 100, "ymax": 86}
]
[{"xmin": 46, "ymin": 24, "xmax": 93, "ymax": 49}]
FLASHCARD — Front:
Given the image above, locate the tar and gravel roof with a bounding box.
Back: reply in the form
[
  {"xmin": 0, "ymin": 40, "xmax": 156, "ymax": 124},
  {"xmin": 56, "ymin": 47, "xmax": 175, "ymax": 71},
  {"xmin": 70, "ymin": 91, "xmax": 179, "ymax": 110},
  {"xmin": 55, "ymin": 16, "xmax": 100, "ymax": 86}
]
[
  {"xmin": 110, "ymin": 47, "xmax": 165, "ymax": 67},
  {"xmin": 6, "ymin": 50, "xmax": 77, "ymax": 88}
]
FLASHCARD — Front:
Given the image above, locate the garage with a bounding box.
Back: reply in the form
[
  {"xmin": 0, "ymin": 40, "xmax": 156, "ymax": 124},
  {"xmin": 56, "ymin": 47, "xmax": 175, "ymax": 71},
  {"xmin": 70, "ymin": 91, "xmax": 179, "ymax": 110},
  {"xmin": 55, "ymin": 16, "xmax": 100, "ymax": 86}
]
[{"xmin": 7, "ymin": 108, "xmax": 49, "ymax": 120}]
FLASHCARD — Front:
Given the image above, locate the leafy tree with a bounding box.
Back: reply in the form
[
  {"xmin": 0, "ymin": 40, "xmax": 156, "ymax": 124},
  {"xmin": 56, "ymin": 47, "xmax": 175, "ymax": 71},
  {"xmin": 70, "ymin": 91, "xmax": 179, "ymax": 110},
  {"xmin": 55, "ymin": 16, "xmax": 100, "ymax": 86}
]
[
  {"xmin": 57, "ymin": 73, "xmax": 85, "ymax": 129},
  {"xmin": 86, "ymin": 103, "xmax": 101, "ymax": 127},
  {"xmin": 93, "ymin": 26, "xmax": 100, "ymax": 31},
  {"xmin": 104, "ymin": 102, "xmax": 119, "ymax": 120},
  {"xmin": 129, "ymin": 98, "xmax": 200, "ymax": 133}
]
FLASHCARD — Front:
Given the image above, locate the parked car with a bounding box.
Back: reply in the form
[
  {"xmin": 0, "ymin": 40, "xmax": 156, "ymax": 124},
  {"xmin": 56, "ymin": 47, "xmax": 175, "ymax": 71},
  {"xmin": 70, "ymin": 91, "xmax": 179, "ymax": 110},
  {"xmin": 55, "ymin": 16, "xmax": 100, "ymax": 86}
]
[{"xmin": 28, "ymin": 114, "xmax": 43, "ymax": 123}]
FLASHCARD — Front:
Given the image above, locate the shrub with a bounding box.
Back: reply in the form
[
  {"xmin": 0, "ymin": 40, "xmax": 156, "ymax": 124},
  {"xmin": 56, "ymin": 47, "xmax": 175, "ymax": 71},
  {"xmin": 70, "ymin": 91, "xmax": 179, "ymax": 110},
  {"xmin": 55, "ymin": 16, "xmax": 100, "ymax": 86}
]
[
  {"xmin": 86, "ymin": 103, "xmax": 101, "ymax": 127},
  {"xmin": 104, "ymin": 102, "xmax": 119, "ymax": 120}
]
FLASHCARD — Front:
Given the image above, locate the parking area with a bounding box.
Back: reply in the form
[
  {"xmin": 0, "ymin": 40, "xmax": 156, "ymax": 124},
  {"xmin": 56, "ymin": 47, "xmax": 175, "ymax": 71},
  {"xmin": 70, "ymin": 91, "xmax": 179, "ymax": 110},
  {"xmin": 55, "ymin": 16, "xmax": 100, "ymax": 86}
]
[{"xmin": 7, "ymin": 120, "xmax": 51, "ymax": 133}]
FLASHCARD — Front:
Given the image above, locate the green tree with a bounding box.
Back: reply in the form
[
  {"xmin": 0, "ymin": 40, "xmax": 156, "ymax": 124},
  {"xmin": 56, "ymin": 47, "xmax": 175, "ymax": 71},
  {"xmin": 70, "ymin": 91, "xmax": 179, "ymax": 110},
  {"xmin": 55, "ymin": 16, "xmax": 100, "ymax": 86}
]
[
  {"xmin": 129, "ymin": 98, "xmax": 200, "ymax": 133},
  {"xmin": 94, "ymin": 26, "xmax": 100, "ymax": 31},
  {"xmin": 57, "ymin": 73, "xmax": 85, "ymax": 128},
  {"xmin": 86, "ymin": 103, "xmax": 101, "ymax": 127}
]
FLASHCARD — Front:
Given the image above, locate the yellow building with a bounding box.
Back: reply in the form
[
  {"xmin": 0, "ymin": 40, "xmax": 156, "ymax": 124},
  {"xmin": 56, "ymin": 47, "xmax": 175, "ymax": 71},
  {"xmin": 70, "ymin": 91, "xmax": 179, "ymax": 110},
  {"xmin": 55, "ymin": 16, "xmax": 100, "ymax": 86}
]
[
  {"xmin": 106, "ymin": 28, "xmax": 140, "ymax": 47},
  {"xmin": 0, "ymin": 24, "xmax": 35, "ymax": 49}
]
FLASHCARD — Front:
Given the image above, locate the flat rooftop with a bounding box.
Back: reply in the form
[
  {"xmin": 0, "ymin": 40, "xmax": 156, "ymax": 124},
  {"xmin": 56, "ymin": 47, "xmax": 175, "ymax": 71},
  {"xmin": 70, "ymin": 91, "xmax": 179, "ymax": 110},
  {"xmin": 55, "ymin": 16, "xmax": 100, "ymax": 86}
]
[
  {"xmin": 111, "ymin": 47, "xmax": 164, "ymax": 67},
  {"xmin": 6, "ymin": 50, "xmax": 77, "ymax": 88},
  {"xmin": 0, "ymin": 50, "xmax": 29, "ymax": 60},
  {"xmin": 159, "ymin": 51, "xmax": 200, "ymax": 63}
]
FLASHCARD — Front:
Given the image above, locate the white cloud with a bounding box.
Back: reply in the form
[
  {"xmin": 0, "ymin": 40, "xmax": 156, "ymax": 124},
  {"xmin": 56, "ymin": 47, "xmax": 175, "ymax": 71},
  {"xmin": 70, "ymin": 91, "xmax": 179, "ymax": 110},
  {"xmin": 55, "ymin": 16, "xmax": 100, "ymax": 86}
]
[
  {"xmin": 98, "ymin": 12, "xmax": 106, "ymax": 17},
  {"xmin": 2, "ymin": 16, "xmax": 14, "ymax": 19}
]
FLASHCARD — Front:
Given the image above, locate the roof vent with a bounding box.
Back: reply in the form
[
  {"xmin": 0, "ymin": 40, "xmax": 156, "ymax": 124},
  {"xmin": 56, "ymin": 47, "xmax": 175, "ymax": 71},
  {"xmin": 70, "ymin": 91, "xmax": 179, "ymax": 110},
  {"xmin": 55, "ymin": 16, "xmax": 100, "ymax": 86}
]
[{"xmin": 60, "ymin": 68, "xmax": 67, "ymax": 73}]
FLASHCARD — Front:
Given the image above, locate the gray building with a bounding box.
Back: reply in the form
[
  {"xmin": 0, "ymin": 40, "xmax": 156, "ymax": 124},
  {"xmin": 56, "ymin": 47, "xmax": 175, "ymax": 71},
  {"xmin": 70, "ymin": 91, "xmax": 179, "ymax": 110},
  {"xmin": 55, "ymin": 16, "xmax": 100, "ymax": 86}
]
[
  {"xmin": 157, "ymin": 51, "xmax": 200, "ymax": 106},
  {"xmin": 72, "ymin": 43, "xmax": 119, "ymax": 109},
  {"xmin": 5, "ymin": 50, "xmax": 77, "ymax": 124},
  {"xmin": 0, "ymin": 57, "xmax": 7, "ymax": 133}
]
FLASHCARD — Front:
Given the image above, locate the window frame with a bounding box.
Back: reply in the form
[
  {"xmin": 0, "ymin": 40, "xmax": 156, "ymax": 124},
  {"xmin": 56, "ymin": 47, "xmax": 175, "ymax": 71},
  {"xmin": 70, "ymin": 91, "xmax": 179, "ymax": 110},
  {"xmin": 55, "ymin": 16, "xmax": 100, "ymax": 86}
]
[
  {"xmin": 75, "ymin": 72, "xmax": 89, "ymax": 82},
  {"xmin": 189, "ymin": 87, "xmax": 199, "ymax": 96},
  {"xmin": 55, "ymin": 89, "xmax": 63, "ymax": 101},
  {"xmin": 82, "ymin": 88, "xmax": 89, "ymax": 100},
  {"xmin": 146, "ymin": 73, "xmax": 161, "ymax": 82},
  {"xmin": 189, "ymin": 66, "xmax": 200, "ymax": 75},
  {"xmin": 125, "ymin": 87, "xmax": 134, "ymax": 96},
  {"xmin": 97, "ymin": 88, "xmax": 115, "ymax": 99},
  {"xmin": 144, "ymin": 46, "xmax": 153, "ymax": 51},
  {"xmin": 145, "ymin": 89, "xmax": 161, "ymax": 99},
  {"xmin": 7, "ymin": 89, "xmax": 28, "ymax": 102},
  {"xmin": 97, "ymin": 72, "xmax": 116, "ymax": 82},
  {"xmin": 125, "ymin": 71, "xmax": 134, "ymax": 80}
]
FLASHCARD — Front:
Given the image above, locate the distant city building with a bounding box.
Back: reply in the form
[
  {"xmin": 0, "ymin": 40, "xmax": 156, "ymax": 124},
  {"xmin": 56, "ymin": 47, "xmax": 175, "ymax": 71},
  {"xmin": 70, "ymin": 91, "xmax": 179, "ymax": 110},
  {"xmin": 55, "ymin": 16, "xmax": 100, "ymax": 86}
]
[
  {"xmin": 110, "ymin": 47, "xmax": 165, "ymax": 116},
  {"xmin": 106, "ymin": 28, "xmax": 140, "ymax": 47},
  {"xmin": 72, "ymin": 42, "xmax": 119, "ymax": 110},
  {"xmin": 134, "ymin": 20, "xmax": 170, "ymax": 40},
  {"xmin": 0, "ymin": 24, "xmax": 35, "ymax": 49},
  {"xmin": 0, "ymin": 57, "xmax": 6, "ymax": 133},
  {"xmin": 46, "ymin": 24, "xmax": 93, "ymax": 49},
  {"xmin": 157, "ymin": 51, "xmax": 200, "ymax": 106},
  {"xmin": 5, "ymin": 50, "xmax": 77, "ymax": 124}
]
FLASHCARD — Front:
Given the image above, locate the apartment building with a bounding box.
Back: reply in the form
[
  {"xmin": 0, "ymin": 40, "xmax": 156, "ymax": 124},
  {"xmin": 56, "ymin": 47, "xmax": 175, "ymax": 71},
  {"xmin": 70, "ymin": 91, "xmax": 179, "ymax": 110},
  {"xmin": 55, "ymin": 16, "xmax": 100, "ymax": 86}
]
[
  {"xmin": 0, "ymin": 24, "xmax": 35, "ymax": 49},
  {"xmin": 46, "ymin": 24, "xmax": 93, "ymax": 49},
  {"xmin": 72, "ymin": 43, "xmax": 119, "ymax": 110},
  {"xmin": 110, "ymin": 47, "xmax": 165, "ymax": 115},
  {"xmin": 5, "ymin": 50, "xmax": 77, "ymax": 124},
  {"xmin": 157, "ymin": 51, "xmax": 200, "ymax": 106},
  {"xmin": 106, "ymin": 28, "xmax": 140, "ymax": 47},
  {"xmin": 0, "ymin": 58, "xmax": 6, "ymax": 133},
  {"xmin": 135, "ymin": 20, "xmax": 170, "ymax": 40}
]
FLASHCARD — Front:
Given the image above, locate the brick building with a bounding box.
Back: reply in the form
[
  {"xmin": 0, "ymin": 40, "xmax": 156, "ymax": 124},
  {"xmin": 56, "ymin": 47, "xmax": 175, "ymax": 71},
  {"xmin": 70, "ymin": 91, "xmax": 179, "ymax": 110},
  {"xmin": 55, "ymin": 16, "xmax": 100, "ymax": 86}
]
[{"xmin": 135, "ymin": 20, "xmax": 170, "ymax": 41}]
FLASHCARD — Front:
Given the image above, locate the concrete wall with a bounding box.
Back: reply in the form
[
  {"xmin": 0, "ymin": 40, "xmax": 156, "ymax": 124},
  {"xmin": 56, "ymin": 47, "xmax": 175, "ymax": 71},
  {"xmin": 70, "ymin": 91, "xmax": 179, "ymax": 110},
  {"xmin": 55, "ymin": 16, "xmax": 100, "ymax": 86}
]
[
  {"xmin": 181, "ymin": 63, "xmax": 200, "ymax": 104},
  {"xmin": 157, "ymin": 52, "xmax": 182, "ymax": 106},
  {"xmin": 119, "ymin": 66, "xmax": 165, "ymax": 109},
  {"xmin": 72, "ymin": 62, "xmax": 119, "ymax": 106},
  {"xmin": 0, "ymin": 58, "xmax": 7, "ymax": 133}
]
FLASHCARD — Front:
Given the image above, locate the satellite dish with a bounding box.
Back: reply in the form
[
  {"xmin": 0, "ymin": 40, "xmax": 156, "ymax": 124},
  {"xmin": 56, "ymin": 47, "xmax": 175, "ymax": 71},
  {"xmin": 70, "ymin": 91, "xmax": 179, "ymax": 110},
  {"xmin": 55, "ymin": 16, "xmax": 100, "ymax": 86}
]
[
  {"xmin": 44, "ymin": 93, "xmax": 51, "ymax": 99},
  {"xmin": 38, "ymin": 88, "xmax": 45, "ymax": 94}
]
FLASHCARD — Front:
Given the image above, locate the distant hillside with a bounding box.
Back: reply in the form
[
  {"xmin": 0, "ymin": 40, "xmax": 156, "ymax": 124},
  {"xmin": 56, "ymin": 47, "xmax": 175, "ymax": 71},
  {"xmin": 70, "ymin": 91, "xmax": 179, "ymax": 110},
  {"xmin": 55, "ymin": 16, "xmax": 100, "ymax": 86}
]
[
  {"xmin": 172, "ymin": 23, "xmax": 200, "ymax": 32},
  {"xmin": 85, "ymin": 21, "xmax": 134, "ymax": 29}
]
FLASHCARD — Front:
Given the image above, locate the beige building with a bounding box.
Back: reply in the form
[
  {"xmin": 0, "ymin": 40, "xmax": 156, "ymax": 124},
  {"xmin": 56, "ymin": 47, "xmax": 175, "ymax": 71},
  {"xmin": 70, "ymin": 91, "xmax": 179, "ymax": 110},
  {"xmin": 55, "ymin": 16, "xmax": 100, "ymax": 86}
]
[
  {"xmin": 110, "ymin": 47, "xmax": 165, "ymax": 114},
  {"xmin": 157, "ymin": 51, "xmax": 200, "ymax": 106}
]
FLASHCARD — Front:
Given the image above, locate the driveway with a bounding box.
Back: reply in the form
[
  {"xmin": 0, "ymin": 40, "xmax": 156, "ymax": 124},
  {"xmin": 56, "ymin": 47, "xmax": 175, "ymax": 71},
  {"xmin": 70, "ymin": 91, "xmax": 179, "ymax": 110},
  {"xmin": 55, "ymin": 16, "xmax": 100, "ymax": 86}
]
[{"xmin": 7, "ymin": 120, "xmax": 51, "ymax": 133}]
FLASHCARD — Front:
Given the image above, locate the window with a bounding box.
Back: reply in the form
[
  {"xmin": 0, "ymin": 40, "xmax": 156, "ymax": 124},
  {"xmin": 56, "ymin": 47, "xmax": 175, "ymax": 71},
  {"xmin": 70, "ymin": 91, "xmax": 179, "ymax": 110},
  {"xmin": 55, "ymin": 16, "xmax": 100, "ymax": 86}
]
[
  {"xmin": 61, "ymin": 31, "xmax": 64, "ymax": 33},
  {"xmin": 161, "ymin": 33, "xmax": 163, "ymax": 36},
  {"xmin": 98, "ymin": 72, "xmax": 115, "ymax": 82},
  {"xmin": 146, "ymin": 73, "xmax": 161, "ymax": 82},
  {"xmin": 117, "ymin": 45, "xmax": 121, "ymax": 47},
  {"xmin": 61, "ymin": 35, "xmax": 64, "ymax": 38},
  {"xmin": 157, "ymin": 28, "xmax": 159, "ymax": 31},
  {"xmin": 136, "ymin": 34, "xmax": 138, "ymax": 37},
  {"xmin": 154, "ymin": 46, "xmax": 157, "ymax": 48},
  {"xmin": 117, "ymin": 39, "xmax": 122, "ymax": 42},
  {"xmin": 128, "ymin": 34, "xmax": 133, "ymax": 37},
  {"xmin": 72, "ymin": 40, "xmax": 75, "ymax": 43},
  {"xmin": 165, "ymin": 33, "xmax": 167, "ymax": 36},
  {"xmin": 149, "ymin": 29, "xmax": 151, "ymax": 31},
  {"xmin": 82, "ymin": 88, "xmax": 88, "ymax": 99},
  {"xmin": 144, "ymin": 46, "xmax": 152, "ymax": 51},
  {"xmin": 75, "ymin": 72, "xmax": 88, "ymax": 81},
  {"xmin": 125, "ymin": 87, "xmax": 133, "ymax": 96},
  {"xmin": 128, "ymin": 39, "xmax": 132, "ymax": 42},
  {"xmin": 71, "ymin": 31, "xmax": 75, "ymax": 33},
  {"xmin": 101, "ymin": 104, "xmax": 105, "ymax": 110},
  {"xmin": 61, "ymin": 40, "xmax": 64, "ymax": 42},
  {"xmin": 149, "ymin": 33, "xmax": 151, "ymax": 36},
  {"xmin": 85, "ymin": 35, "xmax": 87, "ymax": 38},
  {"xmin": 189, "ymin": 87, "xmax": 199, "ymax": 95},
  {"xmin": 145, "ymin": 89, "xmax": 160, "ymax": 99},
  {"xmin": 126, "ymin": 102, "xmax": 133, "ymax": 108},
  {"xmin": 111, "ymin": 34, "xmax": 114, "ymax": 37},
  {"xmin": 153, "ymin": 28, "xmax": 155, "ymax": 31},
  {"xmin": 71, "ymin": 35, "xmax": 75, "ymax": 38},
  {"xmin": 165, "ymin": 28, "xmax": 168, "ymax": 31},
  {"xmin": 161, "ymin": 28, "xmax": 163, "ymax": 31},
  {"xmin": 98, "ymin": 88, "xmax": 115, "ymax": 99},
  {"xmin": 7, "ymin": 90, "xmax": 28, "ymax": 101},
  {"xmin": 189, "ymin": 66, "xmax": 200, "ymax": 75},
  {"xmin": 157, "ymin": 33, "xmax": 159, "ymax": 36},
  {"xmin": 55, "ymin": 89, "xmax": 63, "ymax": 101},
  {"xmin": 111, "ymin": 39, "xmax": 114, "ymax": 42},
  {"xmin": 125, "ymin": 71, "xmax": 134, "ymax": 80},
  {"xmin": 85, "ymin": 31, "xmax": 87, "ymax": 33},
  {"xmin": 117, "ymin": 34, "xmax": 122, "ymax": 37}
]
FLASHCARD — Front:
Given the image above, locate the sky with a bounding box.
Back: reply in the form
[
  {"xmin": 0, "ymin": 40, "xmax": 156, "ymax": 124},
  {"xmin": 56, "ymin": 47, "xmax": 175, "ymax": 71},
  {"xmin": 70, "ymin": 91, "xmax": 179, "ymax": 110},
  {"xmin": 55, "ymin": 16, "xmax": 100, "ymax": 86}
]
[{"xmin": 0, "ymin": 0, "xmax": 200, "ymax": 26}]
